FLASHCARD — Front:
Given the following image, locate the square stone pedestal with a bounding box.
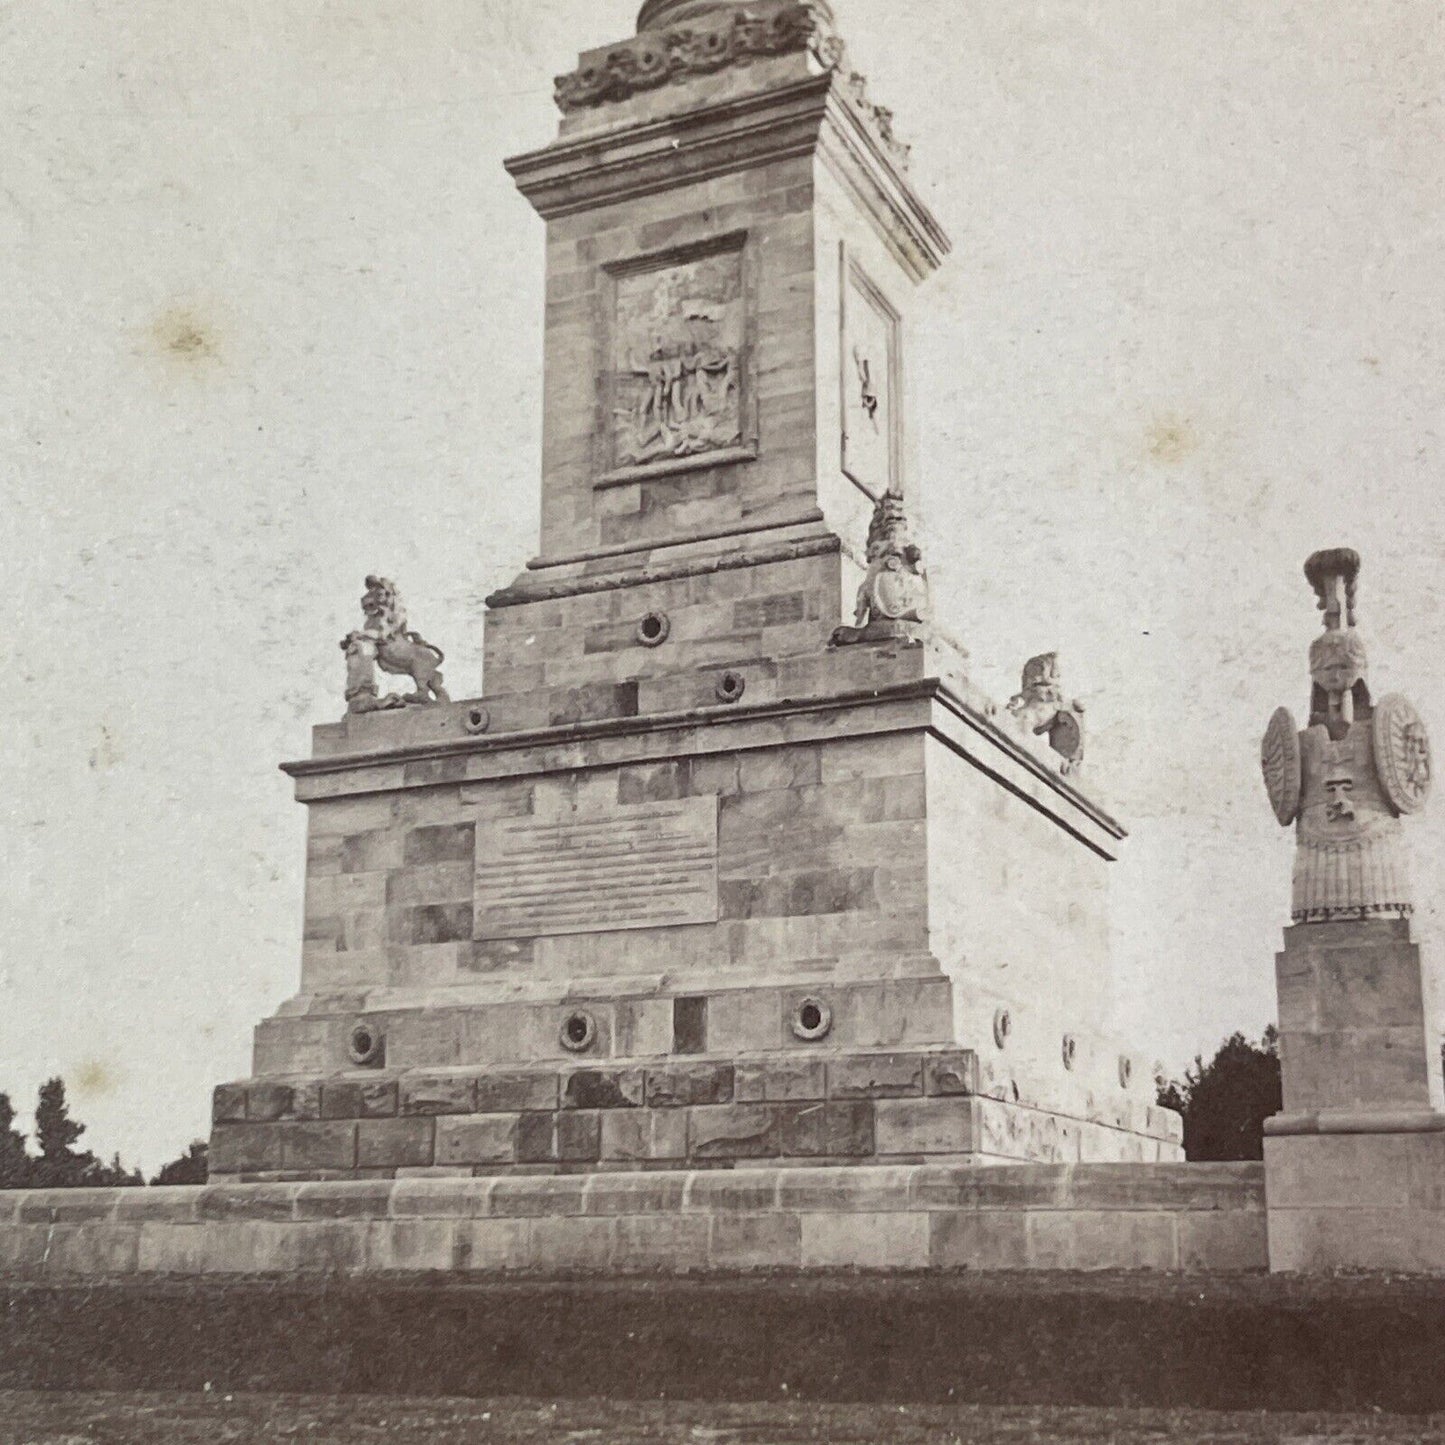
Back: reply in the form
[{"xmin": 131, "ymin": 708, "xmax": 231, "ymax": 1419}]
[{"xmin": 1265, "ymin": 919, "xmax": 1445, "ymax": 1271}]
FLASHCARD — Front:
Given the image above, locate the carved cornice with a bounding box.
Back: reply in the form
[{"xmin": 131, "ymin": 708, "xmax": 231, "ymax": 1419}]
[
  {"xmin": 553, "ymin": 0, "xmax": 910, "ymax": 172},
  {"xmin": 508, "ymin": 74, "xmax": 948, "ymax": 281}
]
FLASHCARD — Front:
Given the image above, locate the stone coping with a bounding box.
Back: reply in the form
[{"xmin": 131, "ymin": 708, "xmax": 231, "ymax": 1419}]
[
  {"xmin": 2, "ymin": 1163, "xmax": 1262, "ymax": 1228},
  {"xmin": 0, "ymin": 1163, "xmax": 1266, "ymax": 1276}
]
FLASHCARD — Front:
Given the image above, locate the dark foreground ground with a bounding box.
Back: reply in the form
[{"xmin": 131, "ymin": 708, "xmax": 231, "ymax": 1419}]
[
  {"xmin": 5, "ymin": 1271, "xmax": 1445, "ymax": 1419},
  {"xmin": 3, "ymin": 1393, "xmax": 1445, "ymax": 1445}
]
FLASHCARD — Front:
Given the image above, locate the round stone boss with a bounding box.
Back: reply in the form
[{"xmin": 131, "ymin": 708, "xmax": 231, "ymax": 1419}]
[
  {"xmin": 348, "ymin": 1020, "xmax": 384, "ymax": 1067},
  {"xmin": 560, "ymin": 1010, "xmax": 598, "ymax": 1053},
  {"xmin": 716, "ymin": 670, "xmax": 746, "ymax": 704},
  {"xmin": 637, "ymin": 611, "xmax": 670, "ymax": 648},
  {"xmin": 791, "ymin": 997, "xmax": 833, "ymax": 1042},
  {"xmin": 992, "ymin": 1009, "xmax": 1012, "ymax": 1049}
]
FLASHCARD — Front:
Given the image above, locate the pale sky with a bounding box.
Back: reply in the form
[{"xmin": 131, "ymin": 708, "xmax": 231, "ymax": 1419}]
[{"xmin": 4, "ymin": 0, "xmax": 1443, "ymax": 1170}]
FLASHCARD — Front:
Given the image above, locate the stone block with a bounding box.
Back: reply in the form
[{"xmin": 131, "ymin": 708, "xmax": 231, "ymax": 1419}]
[
  {"xmin": 322, "ymin": 1078, "xmax": 399, "ymax": 1120},
  {"xmin": 196, "ymin": 1183, "xmax": 298, "ymax": 1222},
  {"xmin": 45, "ymin": 1224, "xmax": 140, "ymax": 1276},
  {"xmin": 356, "ymin": 1118, "xmax": 435, "ymax": 1171},
  {"xmin": 1267, "ymin": 1204, "xmax": 1445, "ymax": 1273},
  {"xmin": 1177, "ymin": 1209, "xmax": 1269, "ymax": 1271},
  {"xmin": 614, "ymin": 1215, "xmax": 710, "ymax": 1271},
  {"xmin": 616, "ymin": 997, "xmax": 674, "ymax": 1057},
  {"xmin": 363, "ymin": 1218, "xmax": 457, "ymax": 1271},
  {"xmin": 210, "ymin": 1124, "xmax": 285, "ymax": 1176},
  {"xmin": 647, "ymin": 1062, "xmax": 735, "ymax": 1108},
  {"xmin": 707, "ymin": 990, "xmax": 784, "ymax": 1054},
  {"xmin": 777, "ymin": 1166, "xmax": 913, "ymax": 1214},
  {"xmin": 683, "ymin": 1170, "xmax": 780, "ymax": 1212},
  {"xmin": 601, "ymin": 1109, "xmax": 689, "ymax": 1162},
  {"xmin": 800, "ymin": 1211, "xmax": 930, "ymax": 1269},
  {"xmin": 115, "ymin": 1187, "xmax": 202, "ymax": 1225},
  {"xmin": 247, "ymin": 1080, "xmax": 323, "ymax": 1123},
  {"xmin": 557, "ymin": 1110, "xmax": 603, "ymax": 1163},
  {"xmin": 385, "ymin": 1014, "xmax": 463, "ymax": 1068},
  {"xmin": 487, "ymin": 1175, "xmax": 589, "ymax": 1219},
  {"xmin": 529, "ymin": 1215, "xmax": 616, "ymax": 1270},
  {"xmin": 925, "ymin": 1052, "xmax": 979, "ymax": 1097},
  {"xmin": 829, "ymin": 1054, "xmax": 925, "ymax": 1099},
  {"xmin": 212, "ymin": 1083, "xmax": 248, "ymax": 1125},
  {"xmin": 0, "ymin": 1225, "xmax": 51, "ymax": 1273},
  {"xmin": 1025, "ymin": 1210, "xmax": 1179, "ymax": 1271},
  {"xmin": 689, "ymin": 1103, "xmax": 781, "ymax": 1160},
  {"xmin": 390, "ymin": 1177, "xmax": 492, "ymax": 1219},
  {"xmin": 777, "ymin": 1101, "xmax": 875, "ymax": 1157},
  {"xmin": 454, "ymin": 1218, "xmax": 533, "ymax": 1272},
  {"xmin": 930, "ymin": 1211, "xmax": 1031, "ymax": 1269},
  {"xmin": 294, "ymin": 1180, "xmax": 395, "ymax": 1221},
  {"xmin": 874, "ymin": 1098, "xmax": 977, "ymax": 1156},
  {"xmin": 517, "ymin": 1111, "xmax": 558, "ymax": 1164},
  {"xmin": 404, "ymin": 822, "xmax": 476, "ymax": 866},
  {"xmin": 400, "ymin": 1073, "xmax": 478, "ymax": 1116},
  {"xmin": 583, "ymin": 1173, "xmax": 689, "ymax": 1215},
  {"xmin": 735, "ymin": 1057, "xmax": 827, "ymax": 1102},
  {"xmin": 562, "ymin": 1068, "xmax": 644, "ymax": 1110},
  {"xmin": 474, "ymin": 1071, "xmax": 560, "ymax": 1113},
  {"xmin": 709, "ymin": 1212, "xmax": 803, "ymax": 1269},
  {"xmin": 281, "ymin": 1122, "xmax": 359, "ymax": 1174}
]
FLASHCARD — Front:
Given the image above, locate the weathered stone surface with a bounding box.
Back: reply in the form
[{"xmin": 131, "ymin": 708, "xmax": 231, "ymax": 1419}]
[
  {"xmin": 600, "ymin": 1109, "xmax": 689, "ymax": 1162},
  {"xmin": 212, "ymin": 1084, "xmax": 248, "ymax": 1125},
  {"xmin": 647, "ymin": 1063, "xmax": 735, "ymax": 1108},
  {"xmin": 322, "ymin": 1078, "xmax": 399, "ymax": 1120},
  {"xmin": 829, "ymin": 1054, "xmax": 925, "ymax": 1099},
  {"xmin": 356, "ymin": 1118, "xmax": 435, "ymax": 1171},
  {"xmin": 475, "ymin": 1071, "xmax": 559, "ymax": 1113},
  {"xmin": 557, "ymin": 1110, "xmax": 602, "ymax": 1163},
  {"xmin": 436, "ymin": 1115, "xmax": 519, "ymax": 1167},
  {"xmin": 777, "ymin": 1101, "xmax": 875, "ymax": 1157},
  {"xmin": 737, "ymin": 1059, "xmax": 822, "ymax": 1103},
  {"xmin": 401, "ymin": 1074, "xmax": 478, "ymax": 1116},
  {"xmin": 688, "ymin": 1103, "xmax": 780, "ymax": 1160},
  {"xmin": 280, "ymin": 1123, "xmax": 358, "ymax": 1174},
  {"xmin": 874, "ymin": 1098, "xmax": 976, "ymax": 1156},
  {"xmin": 562, "ymin": 1068, "xmax": 645, "ymax": 1110},
  {"xmin": 210, "ymin": 1125, "xmax": 285, "ymax": 1176},
  {"xmin": 247, "ymin": 1081, "xmax": 323, "ymax": 1123}
]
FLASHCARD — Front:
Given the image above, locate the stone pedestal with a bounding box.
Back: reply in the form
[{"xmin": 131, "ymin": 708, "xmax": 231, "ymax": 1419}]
[{"xmin": 1265, "ymin": 920, "xmax": 1445, "ymax": 1271}]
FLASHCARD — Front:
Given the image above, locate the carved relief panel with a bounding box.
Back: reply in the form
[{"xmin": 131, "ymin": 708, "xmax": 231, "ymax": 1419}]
[
  {"xmin": 840, "ymin": 247, "xmax": 901, "ymax": 496},
  {"xmin": 598, "ymin": 232, "xmax": 756, "ymax": 485}
]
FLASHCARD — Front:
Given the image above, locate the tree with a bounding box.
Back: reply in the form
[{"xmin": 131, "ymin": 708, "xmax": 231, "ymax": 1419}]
[
  {"xmin": 152, "ymin": 1139, "xmax": 208, "ymax": 1187},
  {"xmin": 32, "ymin": 1077, "xmax": 97, "ymax": 1188},
  {"xmin": 1157, "ymin": 1027, "xmax": 1282, "ymax": 1162},
  {"xmin": 0, "ymin": 1092, "xmax": 31, "ymax": 1188}
]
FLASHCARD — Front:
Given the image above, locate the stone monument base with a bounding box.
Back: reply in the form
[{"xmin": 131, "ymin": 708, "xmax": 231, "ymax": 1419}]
[
  {"xmin": 1264, "ymin": 1114, "xmax": 1445, "ymax": 1273},
  {"xmin": 0, "ymin": 1161, "xmax": 1265, "ymax": 1278}
]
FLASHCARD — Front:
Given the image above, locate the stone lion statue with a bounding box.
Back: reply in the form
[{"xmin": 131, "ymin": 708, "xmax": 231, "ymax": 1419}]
[{"xmin": 341, "ymin": 576, "xmax": 449, "ymax": 714}]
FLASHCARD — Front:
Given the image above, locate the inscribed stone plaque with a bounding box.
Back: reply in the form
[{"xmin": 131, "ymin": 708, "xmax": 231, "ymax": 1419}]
[
  {"xmin": 474, "ymin": 796, "xmax": 719, "ymax": 939},
  {"xmin": 841, "ymin": 252, "xmax": 901, "ymax": 495},
  {"xmin": 610, "ymin": 242, "xmax": 745, "ymax": 470}
]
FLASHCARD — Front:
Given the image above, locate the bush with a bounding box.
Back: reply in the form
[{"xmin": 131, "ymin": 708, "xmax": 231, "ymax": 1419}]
[{"xmin": 1157, "ymin": 1027, "xmax": 1282, "ymax": 1162}]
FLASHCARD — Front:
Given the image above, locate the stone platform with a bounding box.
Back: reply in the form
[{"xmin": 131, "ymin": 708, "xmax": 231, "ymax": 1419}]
[
  {"xmin": 0, "ymin": 1162, "xmax": 1264, "ymax": 1278},
  {"xmin": 211, "ymin": 1047, "xmax": 1180, "ymax": 1183}
]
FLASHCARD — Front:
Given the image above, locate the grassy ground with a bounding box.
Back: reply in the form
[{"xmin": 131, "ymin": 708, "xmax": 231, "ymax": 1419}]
[
  {"xmin": 2, "ymin": 1392, "xmax": 1443, "ymax": 1445},
  {"xmin": 6, "ymin": 1273, "xmax": 1445, "ymax": 1414}
]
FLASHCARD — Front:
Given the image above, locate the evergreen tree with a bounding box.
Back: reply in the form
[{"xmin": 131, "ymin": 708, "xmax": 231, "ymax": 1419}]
[
  {"xmin": 151, "ymin": 1139, "xmax": 208, "ymax": 1186},
  {"xmin": 0, "ymin": 1091, "xmax": 31, "ymax": 1188},
  {"xmin": 1157, "ymin": 1027, "xmax": 1282, "ymax": 1162},
  {"xmin": 32, "ymin": 1077, "xmax": 97, "ymax": 1188}
]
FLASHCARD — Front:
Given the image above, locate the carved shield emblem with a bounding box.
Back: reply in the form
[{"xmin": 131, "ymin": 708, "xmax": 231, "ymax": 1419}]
[
  {"xmin": 1373, "ymin": 693, "xmax": 1432, "ymax": 816},
  {"xmin": 1261, "ymin": 706, "xmax": 1302, "ymax": 826},
  {"xmin": 1048, "ymin": 710, "xmax": 1084, "ymax": 764}
]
